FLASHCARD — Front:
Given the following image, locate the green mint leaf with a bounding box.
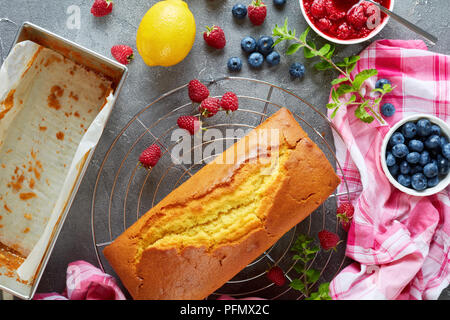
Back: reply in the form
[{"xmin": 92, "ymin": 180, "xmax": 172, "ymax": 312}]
[
  {"xmin": 286, "ymin": 43, "xmax": 303, "ymax": 55},
  {"xmin": 352, "ymin": 69, "xmax": 378, "ymax": 91},
  {"xmin": 299, "ymin": 27, "xmax": 310, "ymax": 43},
  {"xmin": 325, "ymin": 44, "xmax": 335, "ymax": 59},
  {"xmin": 349, "ymin": 55, "xmax": 360, "ymax": 64},
  {"xmin": 303, "ymin": 41, "xmax": 317, "ymax": 58},
  {"xmin": 330, "ymin": 106, "xmax": 340, "ymax": 119},
  {"xmin": 314, "ymin": 60, "xmax": 333, "ymax": 71},
  {"xmin": 290, "ymin": 278, "xmax": 305, "ymax": 292},
  {"xmin": 331, "ymin": 77, "xmax": 349, "ymax": 85},
  {"xmin": 331, "ymin": 88, "xmax": 339, "ymax": 102},
  {"xmin": 347, "ymin": 94, "xmax": 357, "ymax": 104},
  {"xmin": 305, "ymin": 269, "xmax": 321, "ymax": 283},
  {"xmin": 336, "ymin": 83, "xmax": 354, "ymax": 97},
  {"xmin": 318, "ymin": 43, "xmax": 331, "ymax": 56},
  {"xmin": 355, "ymin": 102, "xmax": 374, "ymax": 123}
]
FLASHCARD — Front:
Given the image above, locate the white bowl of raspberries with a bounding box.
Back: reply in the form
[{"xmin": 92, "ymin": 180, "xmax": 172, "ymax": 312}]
[
  {"xmin": 299, "ymin": 0, "xmax": 395, "ymax": 45},
  {"xmin": 381, "ymin": 114, "xmax": 450, "ymax": 197}
]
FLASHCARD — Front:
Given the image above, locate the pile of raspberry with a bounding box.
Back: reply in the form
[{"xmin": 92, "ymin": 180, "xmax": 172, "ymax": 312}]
[{"xmin": 305, "ymin": 0, "xmax": 380, "ymax": 40}]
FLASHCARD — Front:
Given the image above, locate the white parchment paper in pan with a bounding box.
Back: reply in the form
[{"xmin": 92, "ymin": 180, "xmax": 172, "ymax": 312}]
[{"xmin": 0, "ymin": 40, "xmax": 114, "ymax": 285}]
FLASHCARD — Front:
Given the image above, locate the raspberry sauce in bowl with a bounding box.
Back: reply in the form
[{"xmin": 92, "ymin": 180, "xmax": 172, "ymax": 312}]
[{"xmin": 299, "ymin": 0, "xmax": 393, "ymax": 44}]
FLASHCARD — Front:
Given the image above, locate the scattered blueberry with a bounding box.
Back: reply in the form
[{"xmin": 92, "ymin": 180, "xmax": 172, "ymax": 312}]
[
  {"xmin": 241, "ymin": 36, "xmax": 257, "ymax": 53},
  {"xmin": 423, "ymin": 162, "xmax": 438, "ymax": 178},
  {"xmin": 430, "ymin": 124, "xmax": 441, "ymax": 136},
  {"xmin": 425, "ymin": 135, "xmax": 441, "ymax": 149},
  {"xmin": 289, "ymin": 62, "xmax": 305, "ymax": 79},
  {"xmin": 417, "ymin": 119, "xmax": 432, "ymax": 137},
  {"xmin": 397, "ymin": 174, "xmax": 411, "ymax": 187},
  {"xmin": 427, "ymin": 176, "xmax": 440, "ymax": 188},
  {"xmin": 443, "ymin": 143, "xmax": 450, "ymax": 159},
  {"xmin": 273, "ymin": 0, "xmax": 286, "ymax": 6},
  {"xmin": 419, "ymin": 150, "xmax": 431, "ymax": 166},
  {"xmin": 375, "ymin": 78, "xmax": 392, "ymax": 90},
  {"xmin": 437, "ymin": 156, "xmax": 449, "ymax": 175},
  {"xmin": 411, "ymin": 173, "xmax": 427, "ymax": 191},
  {"xmin": 386, "ymin": 152, "xmax": 396, "ymax": 166},
  {"xmin": 388, "ymin": 164, "xmax": 399, "ymax": 176},
  {"xmin": 389, "ymin": 132, "xmax": 405, "ymax": 146},
  {"xmin": 401, "ymin": 122, "xmax": 417, "ymax": 139},
  {"xmin": 256, "ymin": 36, "xmax": 274, "ymax": 56},
  {"xmin": 227, "ymin": 57, "xmax": 242, "ymax": 72},
  {"xmin": 400, "ymin": 161, "xmax": 411, "ymax": 175},
  {"xmin": 406, "ymin": 152, "xmax": 420, "ymax": 164},
  {"xmin": 232, "ymin": 3, "xmax": 247, "ymax": 18},
  {"xmin": 266, "ymin": 51, "xmax": 280, "ymax": 66},
  {"xmin": 392, "ymin": 143, "xmax": 409, "ymax": 158},
  {"xmin": 381, "ymin": 103, "xmax": 396, "ymax": 117},
  {"xmin": 408, "ymin": 139, "xmax": 424, "ymax": 153},
  {"xmin": 248, "ymin": 52, "xmax": 264, "ymax": 68}
]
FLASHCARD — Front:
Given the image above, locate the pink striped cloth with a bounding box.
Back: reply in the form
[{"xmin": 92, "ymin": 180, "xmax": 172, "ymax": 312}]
[
  {"xmin": 328, "ymin": 39, "xmax": 450, "ymax": 300},
  {"xmin": 33, "ymin": 260, "xmax": 126, "ymax": 300}
]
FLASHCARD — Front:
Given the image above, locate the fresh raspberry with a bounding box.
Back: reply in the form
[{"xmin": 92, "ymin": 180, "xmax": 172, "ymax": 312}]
[
  {"xmin": 139, "ymin": 144, "xmax": 161, "ymax": 169},
  {"xmin": 247, "ymin": 0, "xmax": 267, "ymax": 26},
  {"xmin": 203, "ymin": 26, "xmax": 226, "ymax": 49},
  {"xmin": 325, "ymin": 0, "xmax": 345, "ymax": 21},
  {"xmin": 219, "ymin": 92, "xmax": 239, "ymax": 113},
  {"xmin": 336, "ymin": 22, "xmax": 352, "ymax": 39},
  {"xmin": 199, "ymin": 97, "xmax": 220, "ymax": 118},
  {"xmin": 111, "ymin": 45, "xmax": 134, "ymax": 65},
  {"xmin": 266, "ymin": 266, "xmax": 286, "ymax": 286},
  {"xmin": 310, "ymin": 0, "xmax": 326, "ymax": 18},
  {"xmin": 336, "ymin": 202, "xmax": 355, "ymax": 232},
  {"xmin": 177, "ymin": 116, "xmax": 201, "ymax": 135},
  {"xmin": 317, "ymin": 18, "xmax": 332, "ymax": 31},
  {"xmin": 318, "ymin": 230, "xmax": 342, "ymax": 251},
  {"xmin": 91, "ymin": 0, "xmax": 113, "ymax": 17},
  {"xmin": 188, "ymin": 79, "xmax": 210, "ymax": 103},
  {"xmin": 347, "ymin": 5, "xmax": 368, "ymax": 29}
]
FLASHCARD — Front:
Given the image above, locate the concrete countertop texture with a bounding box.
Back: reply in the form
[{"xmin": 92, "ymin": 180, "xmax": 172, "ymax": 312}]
[{"xmin": 0, "ymin": 0, "xmax": 448, "ymax": 300}]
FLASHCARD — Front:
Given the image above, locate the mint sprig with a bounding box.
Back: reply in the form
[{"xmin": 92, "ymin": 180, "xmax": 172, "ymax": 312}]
[
  {"xmin": 272, "ymin": 18, "xmax": 395, "ymax": 125},
  {"xmin": 289, "ymin": 234, "xmax": 331, "ymax": 299}
]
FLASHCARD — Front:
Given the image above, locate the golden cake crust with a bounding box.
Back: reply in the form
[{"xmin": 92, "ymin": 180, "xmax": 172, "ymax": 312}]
[{"xmin": 103, "ymin": 107, "xmax": 340, "ymax": 300}]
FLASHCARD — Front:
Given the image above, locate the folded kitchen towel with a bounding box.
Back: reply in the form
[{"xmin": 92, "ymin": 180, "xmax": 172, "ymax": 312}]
[
  {"xmin": 33, "ymin": 260, "xmax": 126, "ymax": 300},
  {"xmin": 328, "ymin": 39, "xmax": 449, "ymax": 300}
]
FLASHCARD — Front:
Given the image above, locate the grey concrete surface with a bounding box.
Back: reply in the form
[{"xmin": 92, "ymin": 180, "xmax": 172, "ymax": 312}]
[{"xmin": 0, "ymin": 0, "xmax": 449, "ymax": 300}]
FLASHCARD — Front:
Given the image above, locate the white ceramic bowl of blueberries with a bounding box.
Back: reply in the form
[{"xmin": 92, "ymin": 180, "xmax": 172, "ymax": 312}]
[{"xmin": 381, "ymin": 114, "xmax": 450, "ymax": 196}]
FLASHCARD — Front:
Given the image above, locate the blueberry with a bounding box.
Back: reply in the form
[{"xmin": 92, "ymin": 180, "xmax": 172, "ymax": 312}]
[
  {"xmin": 401, "ymin": 122, "xmax": 417, "ymax": 139},
  {"xmin": 411, "ymin": 173, "xmax": 428, "ymax": 191},
  {"xmin": 443, "ymin": 143, "xmax": 450, "ymax": 159},
  {"xmin": 417, "ymin": 119, "xmax": 432, "ymax": 137},
  {"xmin": 425, "ymin": 135, "xmax": 441, "ymax": 149},
  {"xmin": 375, "ymin": 78, "xmax": 392, "ymax": 89},
  {"xmin": 232, "ymin": 3, "xmax": 247, "ymax": 18},
  {"xmin": 411, "ymin": 165, "xmax": 423, "ymax": 174},
  {"xmin": 427, "ymin": 176, "xmax": 440, "ymax": 188},
  {"xmin": 397, "ymin": 174, "xmax": 411, "ymax": 187},
  {"xmin": 440, "ymin": 136, "xmax": 448, "ymax": 148},
  {"xmin": 386, "ymin": 152, "xmax": 396, "ymax": 166},
  {"xmin": 227, "ymin": 57, "xmax": 242, "ymax": 72},
  {"xmin": 423, "ymin": 162, "xmax": 438, "ymax": 178},
  {"xmin": 430, "ymin": 124, "xmax": 441, "ymax": 136},
  {"xmin": 389, "ymin": 132, "xmax": 405, "ymax": 146},
  {"xmin": 392, "ymin": 143, "xmax": 409, "ymax": 158},
  {"xmin": 407, "ymin": 140, "xmax": 423, "ymax": 153},
  {"xmin": 419, "ymin": 150, "xmax": 431, "ymax": 166},
  {"xmin": 388, "ymin": 164, "xmax": 399, "ymax": 177},
  {"xmin": 273, "ymin": 0, "xmax": 286, "ymax": 6},
  {"xmin": 400, "ymin": 161, "xmax": 411, "ymax": 175},
  {"xmin": 406, "ymin": 152, "xmax": 420, "ymax": 164},
  {"xmin": 241, "ymin": 36, "xmax": 257, "ymax": 53},
  {"xmin": 381, "ymin": 103, "xmax": 395, "ymax": 117},
  {"xmin": 289, "ymin": 62, "xmax": 305, "ymax": 79},
  {"xmin": 256, "ymin": 36, "xmax": 274, "ymax": 56},
  {"xmin": 248, "ymin": 52, "xmax": 264, "ymax": 68},
  {"xmin": 266, "ymin": 51, "xmax": 281, "ymax": 66},
  {"xmin": 437, "ymin": 155, "xmax": 449, "ymax": 175}
]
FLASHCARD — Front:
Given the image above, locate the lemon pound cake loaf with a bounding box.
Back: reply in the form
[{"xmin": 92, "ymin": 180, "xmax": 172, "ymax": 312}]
[{"xmin": 104, "ymin": 108, "xmax": 340, "ymax": 300}]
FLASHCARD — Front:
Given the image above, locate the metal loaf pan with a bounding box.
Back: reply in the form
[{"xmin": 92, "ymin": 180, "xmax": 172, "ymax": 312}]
[{"xmin": 0, "ymin": 22, "xmax": 127, "ymax": 299}]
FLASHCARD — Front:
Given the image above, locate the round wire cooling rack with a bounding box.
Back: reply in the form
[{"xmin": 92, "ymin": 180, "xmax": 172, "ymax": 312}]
[{"xmin": 90, "ymin": 76, "xmax": 356, "ymax": 300}]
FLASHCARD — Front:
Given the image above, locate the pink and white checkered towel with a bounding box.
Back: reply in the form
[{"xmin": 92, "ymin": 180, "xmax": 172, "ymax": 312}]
[
  {"xmin": 329, "ymin": 39, "xmax": 450, "ymax": 300},
  {"xmin": 33, "ymin": 261, "xmax": 126, "ymax": 300}
]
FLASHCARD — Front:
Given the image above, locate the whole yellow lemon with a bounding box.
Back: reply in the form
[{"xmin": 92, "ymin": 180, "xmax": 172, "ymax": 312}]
[{"xmin": 136, "ymin": 0, "xmax": 196, "ymax": 67}]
